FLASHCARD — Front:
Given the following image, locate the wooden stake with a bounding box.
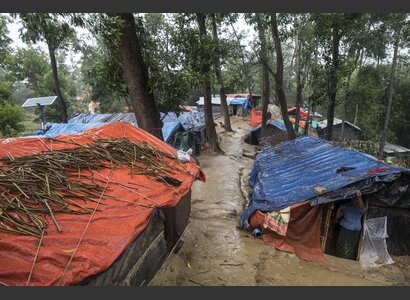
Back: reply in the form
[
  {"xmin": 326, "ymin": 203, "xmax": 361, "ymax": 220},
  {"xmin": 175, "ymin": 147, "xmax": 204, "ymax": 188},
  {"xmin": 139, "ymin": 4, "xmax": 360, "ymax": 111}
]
[{"xmin": 321, "ymin": 203, "xmax": 334, "ymax": 251}]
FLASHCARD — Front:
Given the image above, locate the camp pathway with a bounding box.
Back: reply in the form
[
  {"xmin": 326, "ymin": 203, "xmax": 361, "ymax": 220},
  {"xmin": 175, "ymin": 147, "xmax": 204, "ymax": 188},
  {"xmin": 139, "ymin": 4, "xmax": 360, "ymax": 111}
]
[{"xmin": 150, "ymin": 116, "xmax": 410, "ymax": 286}]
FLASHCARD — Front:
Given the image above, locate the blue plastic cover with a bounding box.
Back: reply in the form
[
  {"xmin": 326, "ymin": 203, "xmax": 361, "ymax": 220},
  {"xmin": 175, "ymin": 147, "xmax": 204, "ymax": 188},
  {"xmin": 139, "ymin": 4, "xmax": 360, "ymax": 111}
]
[
  {"xmin": 33, "ymin": 121, "xmax": 181, "ymax": 143},
  {"xmin": 240, "ymin": 136, "xmax": 410, "ymax": 226},
  {"xmin": 230, "ymin": 97, "xmax": 252, "ymax": 109},
  {"xmin": 160, "ymin": 121, "xmax": 183, "ymax": 143},
  {"xmin": 248, "ymin": 120, "xmax": 286, "ymax": 134},
  {"xmin": 68, "ymin": 113, "xmax": 138, "ymax": 124},
  {"xmin": 69, "ymin": 112, "xmax": 205, "ymax": 133},
  {"xmin": 161, "ymin": 112, "xmax": 205, "ymax": 132}
]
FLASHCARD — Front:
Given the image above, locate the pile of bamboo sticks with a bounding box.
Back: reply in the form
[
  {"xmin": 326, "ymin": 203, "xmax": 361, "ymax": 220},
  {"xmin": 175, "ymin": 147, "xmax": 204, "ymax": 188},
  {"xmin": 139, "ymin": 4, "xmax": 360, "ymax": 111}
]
[{"xmin": 0, "ymin": 138, "xmax": 187, "ymax": 237}]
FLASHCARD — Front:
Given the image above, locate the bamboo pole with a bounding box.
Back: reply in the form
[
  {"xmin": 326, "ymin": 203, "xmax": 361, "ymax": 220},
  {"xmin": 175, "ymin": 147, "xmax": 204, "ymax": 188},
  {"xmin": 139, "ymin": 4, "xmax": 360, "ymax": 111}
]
[{"xmin": 321, "ymin": 203, "xmax": 334, "ymax": 251}]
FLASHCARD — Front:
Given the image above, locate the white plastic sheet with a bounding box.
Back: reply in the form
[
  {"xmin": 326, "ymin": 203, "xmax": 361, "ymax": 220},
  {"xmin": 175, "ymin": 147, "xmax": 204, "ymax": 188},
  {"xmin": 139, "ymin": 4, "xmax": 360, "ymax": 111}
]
[
  {"xmin": 360, "ymin": 217, "xmax": 394, "ymax": 268},
  {"xmin": 177, "ymin": 148, "xmax": 193, "ymax": 163}
]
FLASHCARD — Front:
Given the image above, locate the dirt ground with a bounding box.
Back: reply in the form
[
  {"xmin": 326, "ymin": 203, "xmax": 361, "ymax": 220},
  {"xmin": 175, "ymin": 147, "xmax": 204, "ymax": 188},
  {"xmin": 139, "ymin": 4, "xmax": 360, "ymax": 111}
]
[{"xmin": 150, "ymin": 116, "xmax": 410, "ymax": 286}]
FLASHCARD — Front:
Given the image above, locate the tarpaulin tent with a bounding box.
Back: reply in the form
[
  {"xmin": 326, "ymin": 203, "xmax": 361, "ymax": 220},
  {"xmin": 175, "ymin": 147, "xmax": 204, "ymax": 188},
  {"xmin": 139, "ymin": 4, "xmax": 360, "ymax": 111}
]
[
  {"xmin": 229, "ymin": 97, "xmax": 252, "ymax": 109},
  {"xmin": 0, "ymin": 123, "xmax": 204, "ymax": 286},
  {"xmin": 68, "ymin": 113, "xmax": 138, "ymax": 124},
  {"xmin": 35, "ymin": 121, "xmax": 183, "ymax": 144},
  {"xmin": 241, "ymin": 136, "xmax": 410, "ymax": 261},
  {"xmin": 161, "ymin": 112, "xmax": 205, "ymax": 132},
  {"xmin": 287, "ymin": 107, "xmax": 308, "ymax": 119},
  {"xmin": 244, "ymin": 120, "xmax": 286, "ymax": 145}
]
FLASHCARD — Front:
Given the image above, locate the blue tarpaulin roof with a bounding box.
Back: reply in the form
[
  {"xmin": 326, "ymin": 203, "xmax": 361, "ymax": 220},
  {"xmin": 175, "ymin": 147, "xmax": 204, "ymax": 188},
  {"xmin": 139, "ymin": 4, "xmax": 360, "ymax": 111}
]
[
  {"xmin": 161, "ymin": 112, "xmax": 205, "ymax": 132},
  {"xmin": 240, "ymin": 136, "xmax": 410, "ymax": 226},
  {"xmin": 229, "ymin": 97, "xmax": 252, "ymax": 109},
  {"xmin": 248, "ymin": 120, "xmax": 286, "ymax": 134},
  {"xmin": 33, "ymin": 121, "xmax": 182, "ymax": 143},
  {"xmin": 69, "ymin": 112, "xmax": 205, "ymax": 133}
]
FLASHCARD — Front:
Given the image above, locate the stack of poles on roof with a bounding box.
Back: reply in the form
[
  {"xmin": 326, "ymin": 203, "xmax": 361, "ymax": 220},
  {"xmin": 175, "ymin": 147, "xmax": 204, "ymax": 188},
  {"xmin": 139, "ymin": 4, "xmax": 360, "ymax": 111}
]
[{"xmin": 0, "ymin": 138, "xmax": 189, "ymax": 237}]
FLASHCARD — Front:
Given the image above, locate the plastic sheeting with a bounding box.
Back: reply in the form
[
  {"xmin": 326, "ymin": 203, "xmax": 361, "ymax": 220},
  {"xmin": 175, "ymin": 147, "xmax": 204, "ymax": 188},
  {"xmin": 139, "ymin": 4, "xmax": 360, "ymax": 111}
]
[
  {"xmin": 68, "ymin": 113, "xmax": 138, "ymax": 124},
  {"xmin": 35, "ymin": 121, "xmax": 183, "ymax": 144},
  {"xmin": 244, "ymin": 120, "xmax": 286, "ymax": 145},
  {"xmin": 0, "ymin": 123, "xmax": 204, "ymax": 286},
  {"xmin": 250, "ymin": 109, "xmax": 263, "ymax": 127},
  {"xmin": 287, "ymin": 107, "xmax": 308, "ymax": 119},
  {"xmin": 229, "ymin": 97, "xmax": 252, "ymax": 109},
  {"xmin": 161, "ymin": 112, "xmax": 205, "ymax": 132},
  {"xmin": 359, "ymin": 217, "xmax": 394, "ymax": 268},
  {"xmin": 249, "ymin": 201, "xmax": 326, "ymax": 263},
  {"xmin": 240, "ymin": 136, "xmax": 410, "ymax": 226}
]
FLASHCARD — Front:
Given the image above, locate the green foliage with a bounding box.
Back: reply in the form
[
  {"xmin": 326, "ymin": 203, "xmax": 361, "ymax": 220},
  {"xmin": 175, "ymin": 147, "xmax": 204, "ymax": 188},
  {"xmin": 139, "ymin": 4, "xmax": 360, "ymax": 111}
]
[
  {"xmin": 4, "ymin": 47, "xmax": 49, "ymax": 90},
  {"xmin": 0, "ymin": 101, "xmax": 25, "ymax": 137},
  {"xmin": 0, "ymin": 15, "xmax": 12, "ymax": 66},
  {"xmin": 17, "ymin": 14, "xmax": 77, "ymax": 52}
]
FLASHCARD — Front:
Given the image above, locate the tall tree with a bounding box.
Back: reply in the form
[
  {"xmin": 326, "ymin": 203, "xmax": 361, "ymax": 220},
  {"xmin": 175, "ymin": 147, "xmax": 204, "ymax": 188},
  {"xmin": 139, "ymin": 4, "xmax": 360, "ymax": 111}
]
[
  {"xmin": 18, "ymin": 13, "xmax": 77, "ymax": 123},
  {"xmin": 379, "ymin": 13, "xmax": 408, "ymax": 157},
  {"xmin": 0, "ymin": 15, "xmax": 12, "ymax": 67},
  {"xmin": 311, "ymin": 13, "xmax": 363, "ymax": 140},
  {"xmin": 114, "ymin": 13, "xmax": 164, "ymax": 140},
  {"xmin": 196, "ymin": 13, "xmax": 221, "ymax": 152},
  {"xmin": 211, "ymin": 13, "xmax": 232, "ymax": 132},
  {"xmin": 255, "ymin": 14, "xmax": 270, "ymax": 138},
  {"xmin": 270, "ymin": 13, "xmax": 296, "ymax": 139}
]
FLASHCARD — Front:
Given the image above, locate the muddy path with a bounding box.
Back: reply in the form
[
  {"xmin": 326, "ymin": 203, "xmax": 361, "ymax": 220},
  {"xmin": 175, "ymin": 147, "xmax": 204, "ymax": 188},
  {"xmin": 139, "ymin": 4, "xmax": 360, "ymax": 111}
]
[{"xmin": 150, "ymin": 116, "xmax": 410, "ymax": 286}]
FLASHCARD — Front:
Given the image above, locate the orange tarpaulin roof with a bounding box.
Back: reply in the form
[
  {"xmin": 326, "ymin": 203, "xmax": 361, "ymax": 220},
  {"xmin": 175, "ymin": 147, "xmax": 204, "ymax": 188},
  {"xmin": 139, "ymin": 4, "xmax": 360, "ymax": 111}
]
[{"xmin": 0, "ymin": 123, "xmax": 204, "ymax": 286}]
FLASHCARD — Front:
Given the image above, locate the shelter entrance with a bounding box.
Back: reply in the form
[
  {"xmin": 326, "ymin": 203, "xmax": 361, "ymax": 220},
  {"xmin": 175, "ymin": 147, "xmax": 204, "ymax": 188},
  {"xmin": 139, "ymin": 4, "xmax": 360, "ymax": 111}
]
[{"xmin": 320, "ymin": 196, "xmax": 368, "ymax": 261}]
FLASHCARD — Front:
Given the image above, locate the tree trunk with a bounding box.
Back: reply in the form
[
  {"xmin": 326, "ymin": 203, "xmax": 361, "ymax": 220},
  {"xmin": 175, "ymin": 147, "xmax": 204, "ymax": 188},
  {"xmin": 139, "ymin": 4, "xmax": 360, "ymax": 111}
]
[
  {"xmin": 116, "ymin": 13, "xmax": 163, "ymax": 140},
  {"xmin": 304, "ymin": 103, "xmax": 311, "ymax": 136},
  {"xmin": 341, "ymin": 72, "xmax": 352, "ymax": 139},
  {"xmin": 196, "ymin": 13, "xmax": 221, "ymax": 153},
  {"xmin": 354, "ymin": 104, "xmax": 359, "ymax": 125},
  {"xmin": 270, "ymin": 13, "xmax": 296, "ymax": 140},
  {"xmin": 325, "ymin": 24, "xmax": 340, "ymax": 141},
  {"xmin": 294, "ymin": 28, "xmax": 302, "ymax": 134},
  {"xmin": 211, "ymin": 14, "xmax": 232, "ymax": 132},
  {"xmin": 256, "ymin": 15, "xmax": 270, "ymax": 138},
  {"xmin": 379, "ymin": 37, "xmax": 399, "ymax": 158},
  {"xmin": 48, "ymin": 45, "xmax": 68, "ymax": 123},
  {"xmin": 230, "ymin": 21, "xmax": 253, "ymax": 107},
  {"xmin": 342, "ymin": 50, "xmax": 361, "ymax": 139}
]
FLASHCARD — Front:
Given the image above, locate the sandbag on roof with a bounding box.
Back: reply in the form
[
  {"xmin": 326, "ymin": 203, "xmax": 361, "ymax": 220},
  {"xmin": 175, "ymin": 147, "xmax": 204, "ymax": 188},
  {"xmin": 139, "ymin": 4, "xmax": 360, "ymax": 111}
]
[
  {"xmin": 241, "ymin": 136, "xmax": 410, "ymax": 226},
  {"xmin": 0, "ymin": 123, "xmax": 204, "ymax": 286}
]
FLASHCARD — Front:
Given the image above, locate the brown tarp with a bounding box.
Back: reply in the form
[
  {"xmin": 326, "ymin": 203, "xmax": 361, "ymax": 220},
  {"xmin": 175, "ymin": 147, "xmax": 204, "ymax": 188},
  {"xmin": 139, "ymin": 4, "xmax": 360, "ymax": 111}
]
[{"xmin": 249, "ymin": 201, "xmax": 327, "ymax": 263}]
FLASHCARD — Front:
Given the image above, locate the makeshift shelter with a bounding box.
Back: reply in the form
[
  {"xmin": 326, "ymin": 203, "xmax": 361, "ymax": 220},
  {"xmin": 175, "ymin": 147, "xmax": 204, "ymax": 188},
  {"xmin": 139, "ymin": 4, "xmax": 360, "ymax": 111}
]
[
  {"xmin": 287, "ymin": 107, "xmax": 308, "ymax": 119},
  {"xmin": 244, "ymin": 120, "xmax": 286, "ymax": 145},
  {"xmin": 0, "ymin": 123, "xmax": 204, "ymax": 286},
  {"xmin": 317, "ymin": 118, "xmax": 363, "ymax": 140},
  {"xmin": 241, "ymin": 136, "xmax": 410, "ymax": 263},
  {"xmin": 34, "ymin": 121, "xmax": 183, "ymax": 144},
  {"xmin": 67, "ymin": 112, "xmax": 205, "ymax": 153},
  {"xmin": 196, "ymin": 93, "xmax": 258, "ymax": 116},
  {"xmin": 383, "ymin": 142, "xmax": 410, "ymax": 162}
]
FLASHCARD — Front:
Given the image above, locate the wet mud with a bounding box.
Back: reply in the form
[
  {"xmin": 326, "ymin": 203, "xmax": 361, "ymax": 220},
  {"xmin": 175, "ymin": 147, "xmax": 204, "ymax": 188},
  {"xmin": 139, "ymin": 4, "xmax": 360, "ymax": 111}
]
[{"xmin": 150, "ymin": 116, "xmax": 410, "ymax": 286}]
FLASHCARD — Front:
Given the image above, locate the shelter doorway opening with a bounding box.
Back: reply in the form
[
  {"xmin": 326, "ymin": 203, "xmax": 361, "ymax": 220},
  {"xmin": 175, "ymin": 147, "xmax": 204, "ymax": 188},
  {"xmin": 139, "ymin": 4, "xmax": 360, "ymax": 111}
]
[{"xmin": 321, "ymin": 193, "xmax": 367, "ymax": 261}]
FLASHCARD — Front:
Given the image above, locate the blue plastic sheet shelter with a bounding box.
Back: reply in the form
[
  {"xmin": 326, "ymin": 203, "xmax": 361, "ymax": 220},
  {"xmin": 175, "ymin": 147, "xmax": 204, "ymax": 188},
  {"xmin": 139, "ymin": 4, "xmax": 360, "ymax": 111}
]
[
  {"xmin": 240, "ymin": 136, "xmax": 410, "ymax": 226},
  {"xmin": 229, "ymin": 97, "xmax": 252, "ymax": 109},
  {"xmin": 244, "ymin": 120, "xmax": 287, "ymax": 145},
  {"xmin": 68, "ymin": 113, "xmax": 138, "ymax": 124},
  {"xmin": 161, "ymin": 112, "xmax": 205, "ymax": 132},
  {"xmin": 33, "ymin": 121, "xmax": 182, "ymax": 143},
  {"xmin": 248, "ymin": 120, "xmax": 286, "ymax": 133}
]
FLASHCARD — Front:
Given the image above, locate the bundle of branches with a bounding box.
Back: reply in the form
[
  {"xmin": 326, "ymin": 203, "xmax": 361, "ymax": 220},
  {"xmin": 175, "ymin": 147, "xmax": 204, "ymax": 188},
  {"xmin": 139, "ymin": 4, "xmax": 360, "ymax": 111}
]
[{"xmin": 0, "ymin": 138, "xmax": 188, "ymax": 237}]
